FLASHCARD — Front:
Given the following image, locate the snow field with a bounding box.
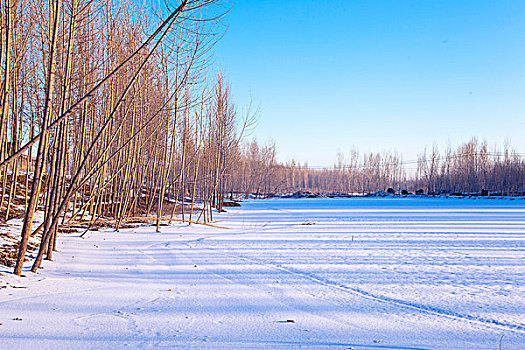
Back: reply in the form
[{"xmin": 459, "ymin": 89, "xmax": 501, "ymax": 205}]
[{"xmin": 1, "ymin": 197, "xmax": 524, "ymax": 349}]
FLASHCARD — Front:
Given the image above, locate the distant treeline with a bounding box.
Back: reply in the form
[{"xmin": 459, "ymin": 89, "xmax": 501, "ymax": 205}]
[
  {"xmin": 414, "ymin": 139, "xmax": 525, "ymax": 195},
  {"xmin": 226, "ymin": 138, "xmax": 525, "ymax": 196}
]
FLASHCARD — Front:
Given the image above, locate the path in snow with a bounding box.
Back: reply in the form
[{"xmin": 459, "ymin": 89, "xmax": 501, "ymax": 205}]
[{"xmin": 1, "ymin": 197, "xmax": 524, "ymax": 349}]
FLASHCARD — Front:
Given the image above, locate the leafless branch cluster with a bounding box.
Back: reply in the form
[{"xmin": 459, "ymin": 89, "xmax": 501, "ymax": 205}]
[{"xmin": 0, "ymin": 0, "xmax": 257, "ymax": 275}]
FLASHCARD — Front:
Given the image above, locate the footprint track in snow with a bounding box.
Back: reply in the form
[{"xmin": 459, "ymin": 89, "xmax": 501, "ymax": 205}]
[{"xmin": 198, "ymin": 246, "xmax": 525, "ymax": 336}]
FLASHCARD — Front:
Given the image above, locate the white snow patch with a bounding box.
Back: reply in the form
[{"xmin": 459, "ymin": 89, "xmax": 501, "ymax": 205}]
[{"xmin": 0, "ymin": 198, "xmax": 524, "ymax": 349}]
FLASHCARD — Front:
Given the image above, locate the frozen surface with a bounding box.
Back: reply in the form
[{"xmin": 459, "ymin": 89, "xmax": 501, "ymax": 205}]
[{"xmin": 1, "ymin": 197, "xmax": 524, "ymax": 349}]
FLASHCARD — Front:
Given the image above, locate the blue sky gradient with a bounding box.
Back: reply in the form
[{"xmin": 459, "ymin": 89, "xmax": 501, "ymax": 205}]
[{"xmin": 213, "ymin": 0, "xmax": 525, "ymax": 166}]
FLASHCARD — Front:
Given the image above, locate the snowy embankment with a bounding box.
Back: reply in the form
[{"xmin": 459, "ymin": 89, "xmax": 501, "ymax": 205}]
[{"xmin": 1, "ymin": 198, "xmax": 524, "ymax": 349}]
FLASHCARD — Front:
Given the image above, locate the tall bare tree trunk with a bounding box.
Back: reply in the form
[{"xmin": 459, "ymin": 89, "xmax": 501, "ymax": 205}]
[{"xmin": 14, "ymin": 0, "xmax": 62, "ymax": 276}]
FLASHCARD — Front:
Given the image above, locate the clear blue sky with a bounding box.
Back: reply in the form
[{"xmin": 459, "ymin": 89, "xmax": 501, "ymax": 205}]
[{"xmin": 213, "ymin": 0, "xmax": 525, "ymax": 166}]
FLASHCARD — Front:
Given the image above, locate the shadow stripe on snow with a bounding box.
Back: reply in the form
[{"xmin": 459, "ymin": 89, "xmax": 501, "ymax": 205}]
[{"xmin": 204, "ymin": 247, "xmax": 525, "ymax": 335}]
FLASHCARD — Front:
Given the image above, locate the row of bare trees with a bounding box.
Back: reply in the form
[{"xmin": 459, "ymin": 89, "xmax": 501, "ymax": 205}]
[
  {"xmin": 224, "ymin": 147, "xmax": 407, "ymax": 195},
  {"xmin": 415, "ymin": 138, "xmax": 525, "ymax": 195},
  {"xmin": 0, "ymin": 0, "xmax": 265, "ymax": 275},
  {"xmin": 222, "ymin": 138, "xmax": 524, "ymax": 196}
]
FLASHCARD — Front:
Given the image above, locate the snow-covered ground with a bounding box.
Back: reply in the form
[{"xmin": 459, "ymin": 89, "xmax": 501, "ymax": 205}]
[{"xmin": 1, "ymin": 197, "xmax": 524, "ymax": 349}]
